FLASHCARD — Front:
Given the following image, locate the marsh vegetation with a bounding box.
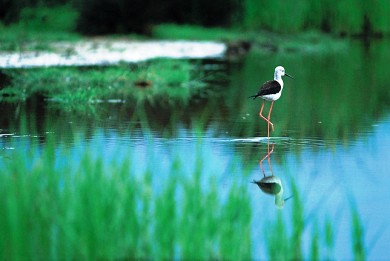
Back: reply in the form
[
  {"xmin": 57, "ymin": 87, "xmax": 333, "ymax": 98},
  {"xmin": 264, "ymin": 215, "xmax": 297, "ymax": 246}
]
[
  {"xmin": 1, "ymin": 1, "xmax": 390, "ymax": 260},
  {"xmin": 0, "ymin": 59, "xmax": 208, "ymax": 112}
]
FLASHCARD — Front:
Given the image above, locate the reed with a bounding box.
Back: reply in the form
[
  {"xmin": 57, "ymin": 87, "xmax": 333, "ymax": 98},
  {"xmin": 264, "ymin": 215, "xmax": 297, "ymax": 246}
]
[
  {"xmin": 310, "ymin": 223, "xmax": 320, "ymax": 261},
  {"xmin": 351, "ymin": 208, "xmax": 366, "ymax": 261},
  {"xmin": 0, "ymin": 135, "xmax": 253, "ymax": 259},
  {"xmin": 0, "ymin": 132, "xmax": 369, "ymax": 259}
]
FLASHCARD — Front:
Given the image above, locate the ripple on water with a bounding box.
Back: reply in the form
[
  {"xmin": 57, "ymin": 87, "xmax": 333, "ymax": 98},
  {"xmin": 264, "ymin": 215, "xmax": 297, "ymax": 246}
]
[{"xmin": 211, "ymin": 136, "xmax": 342, "ymax": 153}]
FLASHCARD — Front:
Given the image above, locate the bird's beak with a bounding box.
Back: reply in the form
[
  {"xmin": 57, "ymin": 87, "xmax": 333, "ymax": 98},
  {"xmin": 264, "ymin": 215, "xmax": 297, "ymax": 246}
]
[{"xmin": 285, "ymin": 73, "xmax": 294, "ymax": 79}]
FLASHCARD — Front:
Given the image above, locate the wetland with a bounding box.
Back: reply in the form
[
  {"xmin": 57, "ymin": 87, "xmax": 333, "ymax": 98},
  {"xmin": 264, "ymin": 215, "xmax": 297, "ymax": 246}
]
[{"xmin": 1, "ymin": 36, "xmax": 390, "ymax": 259}]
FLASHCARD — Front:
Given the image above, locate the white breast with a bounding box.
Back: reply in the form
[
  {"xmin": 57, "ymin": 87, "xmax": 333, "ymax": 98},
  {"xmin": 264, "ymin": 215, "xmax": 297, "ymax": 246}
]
[{"xmin": 261, "ymin": 91, "xmax": 282, "ymax": 101}]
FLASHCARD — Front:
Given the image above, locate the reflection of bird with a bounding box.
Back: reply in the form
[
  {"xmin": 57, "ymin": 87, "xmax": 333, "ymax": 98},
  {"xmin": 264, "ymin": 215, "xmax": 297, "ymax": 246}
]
[
  {"xmin": 252, "ymin": 143, "xmax": 292, "ymax": 208},
  {"xmin": 249, "ymin": 66, "xmax": 293, "ymax": 138},
  {"xmin": 252, "ymin": 176, "xmax": 293, "ymax": 208}
]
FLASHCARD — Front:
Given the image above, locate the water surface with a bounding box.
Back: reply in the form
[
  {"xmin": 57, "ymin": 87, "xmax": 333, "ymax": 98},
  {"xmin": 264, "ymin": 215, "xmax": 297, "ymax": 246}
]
[{"xmin": 1, "ymin": 39, "xmax": 390, "ymax": 259}]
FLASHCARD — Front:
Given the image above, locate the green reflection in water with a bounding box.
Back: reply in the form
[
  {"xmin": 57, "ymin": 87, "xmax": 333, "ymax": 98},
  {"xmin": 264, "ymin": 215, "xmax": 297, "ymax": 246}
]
[{"xmin": 224, "ymin": 40, "xmax": 390, "ymax": 141}]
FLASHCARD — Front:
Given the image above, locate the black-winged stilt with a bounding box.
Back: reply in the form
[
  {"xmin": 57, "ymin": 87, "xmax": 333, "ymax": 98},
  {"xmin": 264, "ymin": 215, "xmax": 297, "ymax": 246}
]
[{"xmin": 249, "ymin": 66, "xmax": 293, "ymax": 138}]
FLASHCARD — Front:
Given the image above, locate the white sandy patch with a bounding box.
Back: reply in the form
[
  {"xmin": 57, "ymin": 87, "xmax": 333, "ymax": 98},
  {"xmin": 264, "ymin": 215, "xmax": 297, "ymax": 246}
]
[{"xmin": 0, "ymin": 40, "xmax": 226, "ymax": 68}]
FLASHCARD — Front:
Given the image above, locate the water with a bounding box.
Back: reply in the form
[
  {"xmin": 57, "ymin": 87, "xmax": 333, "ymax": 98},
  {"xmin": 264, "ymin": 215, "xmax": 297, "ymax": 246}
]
[{"xmin": 1, "ymin": 39, "xmax": 390, "ymax": 259}]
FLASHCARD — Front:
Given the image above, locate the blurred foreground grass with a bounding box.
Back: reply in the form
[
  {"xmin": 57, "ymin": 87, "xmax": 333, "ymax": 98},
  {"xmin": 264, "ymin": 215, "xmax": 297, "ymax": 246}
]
[
  {"xmin": 0, "ymin": 133, "xmax": 367, "ymax": 259},
  {"xmin": 0, "ymin": 135, "xmax": 252, "ymax": 259}
]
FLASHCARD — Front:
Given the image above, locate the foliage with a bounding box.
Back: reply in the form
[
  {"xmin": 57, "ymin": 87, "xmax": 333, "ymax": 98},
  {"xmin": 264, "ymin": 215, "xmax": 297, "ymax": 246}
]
[
  {"xmin": 0, "ymin": 0, "xmax": 71, "ymax": 23},
  {"xmin": 2, "ymin": 1, "xmax": 390, "ymax": 35},
  {"xmin": 351, "ymin": 208, "xmax": 366, "ymax": 261},
  {"xmin": 0, "ymin": 59, "xmax": 206, "ymax": 112},
  {"xmin": 0, "ymin": 5, "xmax": 80, "ymax": 51},
  {"xmin": 264, "ymin": 182, "xmax": 305, "ymax": 260},
  {"xmin": 18, "ymin": 5, "xmax": 78, "ymax": 32},
  {"xmin": 0, "ymin": 136, "xmax": 252, "ymax": 259},
  {"xmin": 0, "ymin": 131, "xmax": 368, "ymax": 260},
  {"xmin": 243, "ymin": 0, "xmax": 390, "ymax": 35}
]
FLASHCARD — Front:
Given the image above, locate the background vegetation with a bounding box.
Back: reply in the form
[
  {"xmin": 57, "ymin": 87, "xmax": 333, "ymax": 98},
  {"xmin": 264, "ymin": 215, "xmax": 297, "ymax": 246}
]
[
  {"xmin": 0, "ymin": 59, "xmax": 205, "ymax": 111},
  {"xmin": 1, "ymin": 0, "xmax": 390, "ymax": 36},
  {"xmin": 1, "ymin": 0, "xmax": 385, "ymax": 259}
]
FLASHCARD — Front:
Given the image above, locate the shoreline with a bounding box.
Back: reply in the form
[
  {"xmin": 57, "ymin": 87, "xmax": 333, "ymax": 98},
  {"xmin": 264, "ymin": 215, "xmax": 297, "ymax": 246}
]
[{"xmin": 0, "ymin": 40, "xmax": 226, "ymax": 68}]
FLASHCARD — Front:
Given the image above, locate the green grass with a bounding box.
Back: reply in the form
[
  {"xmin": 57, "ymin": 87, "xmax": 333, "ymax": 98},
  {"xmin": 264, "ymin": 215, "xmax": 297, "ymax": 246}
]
[
  {"xmin": 0, "ymin": 59, "xmax": 206, "ymax": 112},
  {"xmin": 0, "ymin": 5, "xmax": 81, "ymax": 51},
  {"xmin": 351, "ymin": 208, "xmax": 366, "ymax": 261},
  {"xmin": 243, "ymin": 0, "xmax": 390, "ymax": 35},
  {"xmin": 3, "ymin": 37, "xmax": 387, "ymax": 141},
  {"xmin": 0, "ymin": 134, "xmax": 253, "ymax": 260},
  {"xmin": 0, "ymin": 132, "xmax": 368, "ymax": 259},
  {"xmin": 263, "ymin": 181, "xmax": 367, "ymax": 260},
  {"xmin": 264, "ymin": 182, "xmax": 304, "ymax": 260},
  {"xmin": 1, "ymin": 1, "xmax": 389, "ymax": 52}
]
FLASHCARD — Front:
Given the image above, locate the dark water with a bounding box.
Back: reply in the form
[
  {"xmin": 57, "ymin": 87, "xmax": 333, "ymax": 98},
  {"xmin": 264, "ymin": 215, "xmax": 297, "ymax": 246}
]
[{"xmin": 1, "ymin": 39, "xmax": 390, "ymax": 259}]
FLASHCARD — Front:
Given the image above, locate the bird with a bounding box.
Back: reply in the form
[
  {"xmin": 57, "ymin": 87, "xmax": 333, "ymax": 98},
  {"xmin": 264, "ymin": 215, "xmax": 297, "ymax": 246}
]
[{"xmin": 249, "ymin": 66, "xmax": 293, "ymax": 138}]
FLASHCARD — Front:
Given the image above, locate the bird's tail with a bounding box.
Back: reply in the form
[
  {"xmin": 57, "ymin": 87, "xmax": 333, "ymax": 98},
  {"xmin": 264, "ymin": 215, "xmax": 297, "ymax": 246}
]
[{"xmin": 248, "ymin": 94, "xmax": 259, "ymax": 100}]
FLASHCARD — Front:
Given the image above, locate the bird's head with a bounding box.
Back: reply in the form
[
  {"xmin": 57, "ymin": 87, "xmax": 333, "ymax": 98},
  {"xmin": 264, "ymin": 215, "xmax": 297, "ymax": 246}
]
[{"xmin": 274, "ymin": 66, "xmax": 293, "ymax": 79}]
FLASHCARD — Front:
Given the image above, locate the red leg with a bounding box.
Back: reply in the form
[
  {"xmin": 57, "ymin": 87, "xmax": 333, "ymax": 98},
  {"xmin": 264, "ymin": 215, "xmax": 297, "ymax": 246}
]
[
  {"xmin": 258, "ymin": 101, "xmax": 268, "ymax": 123},
  {"xmin": 259, "ymin": 101, "xmax": 272, "ymax": 139},
  {"xmin": 267, "ymin": 101, "xmax": 275, "ymax": 132}
]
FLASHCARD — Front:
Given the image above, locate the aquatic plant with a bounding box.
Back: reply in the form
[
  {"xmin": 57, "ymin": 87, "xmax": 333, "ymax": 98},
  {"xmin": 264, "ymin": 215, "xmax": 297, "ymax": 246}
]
[
  {"xmin": 0, "ymin": 59, "xmax": 206, "ymax": 112},
  {"xmin": 0, "ymin": 131, "xmax": 369, "ymax": 260},
  {"xmin": 0, "ymin": 136, "xmax": 252, "ymax": 259},
  {"xmin": 351, "ymin": 208, "xmax": 365, "ymax": 261}
]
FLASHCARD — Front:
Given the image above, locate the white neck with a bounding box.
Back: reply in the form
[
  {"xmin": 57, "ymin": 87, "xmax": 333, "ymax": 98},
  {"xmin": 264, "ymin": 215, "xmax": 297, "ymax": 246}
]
[{"xmin": 274, "ymin": 73, "xmax": 284, "ymax": 88}]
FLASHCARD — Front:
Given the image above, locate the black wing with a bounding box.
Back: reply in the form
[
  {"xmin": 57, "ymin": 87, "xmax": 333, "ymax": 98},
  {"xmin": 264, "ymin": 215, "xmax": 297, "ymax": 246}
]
[{"xmin": 249, "ymin": 80, "xmax": 281, "ymax": 99}]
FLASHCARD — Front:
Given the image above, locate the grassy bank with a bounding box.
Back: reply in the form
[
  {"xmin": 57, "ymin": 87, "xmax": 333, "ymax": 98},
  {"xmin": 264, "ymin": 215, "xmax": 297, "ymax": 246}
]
[
  {"xmin": 0, "ymin": 133, "xmax": 367, "ymax": 259},
  {"xmin": 0, "ymin": 59, "xmax": 206, "ymax": 112}
]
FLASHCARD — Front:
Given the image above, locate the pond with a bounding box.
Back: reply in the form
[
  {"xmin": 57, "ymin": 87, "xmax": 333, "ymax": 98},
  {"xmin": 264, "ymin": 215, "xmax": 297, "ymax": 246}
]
[{"xmin": 1, "ymin": 39, "xmax": 390, "ymax": 259}]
